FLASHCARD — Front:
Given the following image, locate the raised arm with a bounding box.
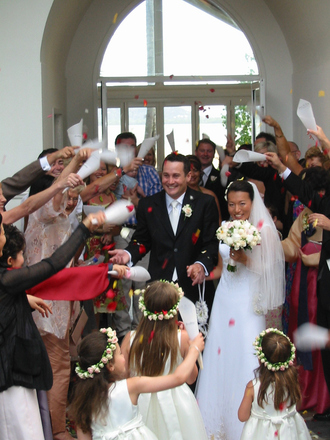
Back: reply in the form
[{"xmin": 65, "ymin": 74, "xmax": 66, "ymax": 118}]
[
  {"xmin": 263, "ymin": 115, "xmax": 303, "ymax": 176},
  {"xmin": 307, "ymin": 125, "xmax": 330, "ymax": 159}
]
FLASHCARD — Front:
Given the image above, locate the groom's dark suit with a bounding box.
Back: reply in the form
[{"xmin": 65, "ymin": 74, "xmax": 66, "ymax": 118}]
[{"xmin": 126, "ymin": 187, "xmax": 219, "ymax": 307}]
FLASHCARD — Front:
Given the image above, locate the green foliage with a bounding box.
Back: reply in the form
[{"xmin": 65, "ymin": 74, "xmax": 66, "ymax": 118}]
[{"xmin": 221, "ymin": 105, "xmax": 252, "ymax": 146}]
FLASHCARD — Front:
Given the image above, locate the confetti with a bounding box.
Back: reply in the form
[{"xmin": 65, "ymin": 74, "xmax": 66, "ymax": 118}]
[
  {"xmin": 229, "ymin": 319, "xmax": 235, "ymax": 326},
  {"xmin": 199, "ymin": 106, "xmax": 204, "ymax": 111},
  {"xmin": 210, "ymin": 271, "xmax": 215, "ymax": 279},
  {"xmin": 218, "ymin": 347, "xmax": 221, "ymax": 355},
  {"xmin": 102, "ymin": 243, "xmax": 115, "ymax": 251},
  {"xmin": 256, "ymin": 220, "xmax": 264, "ymax": 231},
  {"xmin": 112, "ymin": 12, "xmax": 118, "ymax": 24},
  {"xmin": 162, "ymin": 258, "xmax": 168, "ymax": 269},
  {"xmin": 147, "ymin": 206, "xmax": 153, "ymax": 213},
  {"xmin": 143, "ymin": 99, "xmax": 148, "ymax": 106},
  {"xmin": 273, "ymin": 172, "xmax": 278, "ymax": 181},
  {"xmin": 274, "ymin": 430, "xmax": 278, "ymax": 437},
  {"xmin": 47, "ymin": 114, "xmax": 52, "ymax": 118},
  {"xmin": 169, "ymin": 74, "xmax": 174, "ymax": 79},
  {"xmin": 192, "ymin": 229, "xmax": 201, "ymax": 245},
  {"xmin": 279, "ymin": 402, "xmax": 286, "ymax": 411},
  {"xmin": 139, "ymin": 244, "xmax": 146, "ymax": 255},
  {"xmin": 318, "ymin": 90, "xmax": 325, "ymax": 97},
  {"xmin": 225, "ymin": 171, "xmax": 231, "ymax": 177},
  {"xmin": 134, "ymin": 95, "xmax": 139, "ymax": 99},
  {"xmin": 303, "ymin": 410, "xmax": 308, "ymax": 415},
  {"xmin": 148, "ymin": 330, "xmax": 155, "ymax": 344},
  {"xmin": 209, "ymin": 88, "xmax": 215, "ymax": 93},
  {"xmin": 206, "ymin": 115, "xmax": 209, "ymax": 119},
  {"xmin": 139, "ymin": 335, "xmax": 144, "ymax": 343},
  {"xmin": 129, "ymin": 289, "xmax": 134, "ymax": 298},
  {"xmin": 113, "ymin": 280, "xmax": 117, "ymax": 289},
  {"xmin": 126, "ymin": 205, "xmax": 134, "ymax": 213},
  {"xmin": 83, "ymin": 132, "xmax": 88, "ymax": 140},
  {"xmin": 313, "ymin": 219, "xmax": 318, "ymax": 227},
  {"xmin": 308, "ymin": 200, "xmax": 312, "ymax": 208}
]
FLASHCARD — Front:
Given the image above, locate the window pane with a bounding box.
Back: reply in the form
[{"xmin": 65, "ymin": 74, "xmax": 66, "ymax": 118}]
[
  {"xmin": 164, "ymin": 106, "xmax": 192, "ymax": 157},
  {"xmin": 199, "ymin": 105, "xmax": 227, "ymax": 148},
  {"xmin": 128, "ymin": 107, "xmax": 157, "ymax": 144},
  {"xmin": 163, "ymin": 0, "xmax": 258, "ymax": 77},
  {"xmin": 107, "ymin": 108, "xmax": 121, "ymax": 146}
]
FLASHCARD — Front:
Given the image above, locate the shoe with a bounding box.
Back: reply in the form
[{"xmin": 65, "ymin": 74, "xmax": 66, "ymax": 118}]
[{"xmin": 313, "ymin": 412, "xmax": 330, "ymax": 421}]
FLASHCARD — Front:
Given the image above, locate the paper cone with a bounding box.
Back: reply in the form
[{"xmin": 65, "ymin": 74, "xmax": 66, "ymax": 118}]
[
  {"xmin": 297, "ymin": 99, "xmax": 317, "ymax": 132},
  {"xmin": 137, "ymin": 135, "xmax": 160, "ymax": 159},
  {"xmin": 116, "ymin": 144, "xmax": 135, "ymax": 167},
  {"xmin": 67, "ymin": 119, "xmax": 83, "ymax": 147},
  {"xmin": 104, "ymin": 199, "xmax": 135, "ymax": 224},
  {"xmin": 109, "ymin": 266, "xmax": 150, "ymax": 282},
  {"xmin": 99, "ymin": 150, "xmax": 118, "ymax": 165},
  {"xmin": 166, "ymin": 130, "xmax": 175, "ymax": 152},
  {"xmin": 77, "ymin": 151, "xmax": 101, "ymax": 180},
  {"xmin": 179, "ymin": 296, "xmax": 203, "ymax": 368},
  {"xmin": 293, "ymin": 323, "xmax": 329, "ymax": 351},
  {"xmin": 233, "ymin": 150, "xmax": 266, "ymax": 163}
]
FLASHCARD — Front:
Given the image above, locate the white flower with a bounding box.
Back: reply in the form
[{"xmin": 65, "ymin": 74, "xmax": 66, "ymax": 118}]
[{"xmin": 182, "ymin": 204, "xmax": 193, "ymax": 218}]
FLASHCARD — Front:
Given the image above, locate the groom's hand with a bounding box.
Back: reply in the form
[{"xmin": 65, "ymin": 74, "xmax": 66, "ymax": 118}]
[
  {"xmin": 108, "ymin": 249, "xmax": 130, "ymax": 265},
  {"xmin": 187, "ymin": 263, "xmax": 205, "ymax": 286}
]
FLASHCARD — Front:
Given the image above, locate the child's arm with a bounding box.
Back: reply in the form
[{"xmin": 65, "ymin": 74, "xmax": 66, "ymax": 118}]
[
  {"xmin": 127, "ymin": 333, "xmax": 204, "ymax": 404},
  {"xmin": 121, "ymin": 331, "xmax": 131, "ymax": 373},
  {"xmin": 238, "ymin": 380, "xmax": 254, "ymax": 422},
  {"xmin": 180, "ymin": 329, "xmax": 198, "ymax": 384},
  {"xmin": 76, "ymin": 427, "xmax": 92, "ymax": 440}
]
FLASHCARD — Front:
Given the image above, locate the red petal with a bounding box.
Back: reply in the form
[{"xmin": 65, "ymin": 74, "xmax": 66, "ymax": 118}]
[
  {"xmin": 169, "ymin": 74, "xmax": 174, "ymax": 79},
  {"xmin": 209, "ymin": 88, "xmax": 215, "ymax": 93},
  {"xmin": 274, "ymin": 430, "xmax": 278, "ymax": 437},
  {"xmin": 83, "ymin": 132, "xmax": 88, "ymax": 140},
  {"xmin": 225, "ymin": 171, "xmax": 231, "ymax": 177},
  {"xmin": 279, "ymin": 402, "xmax": 286, "ymax": 411},
  {"xmin": 94, "ymin": 184, "xmax": 100, "ymax": 194},
  {"xmin": 126, "ymin": 205, "xmax": 134, "ymax": 212},
  {"xmin": 162, "ymin": 258, "xmax": 168, "ymax": 269},
  {"xmin": 206, "ymin": 115, "xmax": 209, "ymax": 119},
  {"xmin": 107, "ymin": 301, "xmax": 117, "ymax": 312},
  {"xmin": 210, "ymin": 271, "xmax": 215, "ymax": 279},
  {"xmin": 143, "ymin": 99, "xmax": 148, "ymax": 106},
  {"xmin": 229, "ymin": 319, "xmax": 235, "ymax": 326},
  {"xmin": 281, "ymin": 187, "xmax": 285, "ymax": 194},
  {"xmin": 199, "ymin": 106, "xmax": 204, "ymax": 111},
  {"xmin": 148, "ymin": 330, "xmax": 155, "ymax": 344},
  {"xmin": 102, "ymin": 243, "xmax": 116, "ymax": 251},
  {"xmin": 147, "ymin": 207, "xmax": 153, "ymax": 213},
  {"xmin": 134, "ymin": 95, "xmax": 139, "ymax": 99},
  {"xmin": 256, "ymin": 220, "xmax": 264, "ymax": 231},
  {"xmin": 139, "ymin": 244, "xmax": 146, "ymax": 255},
  {"xmin": 308, "ymin": 200, "xmax": 312, "ymax": 208},
  {"xmin": 218, "ymin": 347, "xmax": 221, "ymax": 355},
  {"xmin": 273, "ymin": 173, "xmax": 277, "ymax": 181}
]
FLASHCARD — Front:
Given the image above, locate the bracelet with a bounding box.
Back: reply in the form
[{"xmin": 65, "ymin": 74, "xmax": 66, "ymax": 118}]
[{"xmin": 189, "ymin": 345, "xmax": 201, "ymax": 355}]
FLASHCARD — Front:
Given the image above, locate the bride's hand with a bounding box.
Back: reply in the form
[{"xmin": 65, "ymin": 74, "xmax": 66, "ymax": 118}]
[{"xmin": 230, "ymin": 249, "xmax": 248, "ymax": 266}]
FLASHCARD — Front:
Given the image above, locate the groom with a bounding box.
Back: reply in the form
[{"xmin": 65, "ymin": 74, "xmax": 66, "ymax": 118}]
[{"xmin": 109, "ymin": 153, "xmax": 219, "ymax": 307}]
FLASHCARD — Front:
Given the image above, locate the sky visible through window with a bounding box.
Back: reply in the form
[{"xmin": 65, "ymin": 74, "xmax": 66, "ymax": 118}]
[{"xmin": 100, "ymin": 0, "xmax": 258, "ymax": 78}]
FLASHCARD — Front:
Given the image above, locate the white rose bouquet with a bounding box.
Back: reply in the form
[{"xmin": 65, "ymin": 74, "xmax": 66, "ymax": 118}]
[{"xmin": 216, "ymin": 220, "xmax": 261, "ymax": 272}]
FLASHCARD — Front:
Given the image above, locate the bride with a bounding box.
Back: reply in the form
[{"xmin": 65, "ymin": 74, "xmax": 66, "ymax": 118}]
[{"xmin": 196, "ymin": 179, "xmax": 285, "ymax": 440}]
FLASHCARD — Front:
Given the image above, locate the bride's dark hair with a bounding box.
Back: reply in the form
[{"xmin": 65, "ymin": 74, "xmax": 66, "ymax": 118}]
[{"xmin": 227, "ymin": 180, "xmax": 254, "ymax": 201}]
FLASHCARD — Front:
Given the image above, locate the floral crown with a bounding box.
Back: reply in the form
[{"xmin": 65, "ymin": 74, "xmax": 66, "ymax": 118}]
[
  {"xmin": 137, "ymin": 281, "xmax": 184, "ymax": 321},
  {"xmin": 75, "ymin": 327, "xmax": 118, "ymax": 379},
  {"xmin": 253, "ymin": 328, "xmax": 296, "ymax": 372}
]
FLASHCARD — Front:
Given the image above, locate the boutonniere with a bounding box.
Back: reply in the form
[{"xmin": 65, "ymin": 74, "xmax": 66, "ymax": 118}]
[
  {"xmin": 210, "ymin": 175, "xmax": 217, "ymax": 182},
  {"xmin": 182, "ymin": 204, "xmax": 193, "ymax": 218}
]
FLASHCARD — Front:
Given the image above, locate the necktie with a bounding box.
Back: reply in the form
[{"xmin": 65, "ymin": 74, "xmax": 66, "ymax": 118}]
[
  {"xmin": 169, "ymin": 200, "xmax": 180, "ymax": 281},
  {"xmin": 169, "ymin": 200, "xmax": 180, "ymax": 234}
]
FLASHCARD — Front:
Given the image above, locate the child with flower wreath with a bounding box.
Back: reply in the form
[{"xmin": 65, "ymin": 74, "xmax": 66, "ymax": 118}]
[
  {"xmin": 69, "ymin": 326, "xmax": 204, "ymax": 440},
  {"xmin": 121, "ymin": 280, "xmax": 208, "ymax": 440},
  {"xmin": 238, "ymin": 328, "xmax": 310, "ymax": 439}
]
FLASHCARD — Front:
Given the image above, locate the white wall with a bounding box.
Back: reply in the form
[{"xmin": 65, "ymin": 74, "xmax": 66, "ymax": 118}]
[{"xmin": 0, "ymin": 0, "xmax": 53, "ymax": 180}]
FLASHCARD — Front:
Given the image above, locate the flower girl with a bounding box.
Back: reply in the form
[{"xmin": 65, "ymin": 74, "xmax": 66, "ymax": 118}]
[
  {"xmin": 238, "ymin": 328, "xmax": 311, "ymax": 439},
  {"xmin": 121, "ymin": 280, "xmax": 208, "ymax": 440},
  {"xmin": 70, "ymin": 326, "xmax": 204, "ymax": 440}
]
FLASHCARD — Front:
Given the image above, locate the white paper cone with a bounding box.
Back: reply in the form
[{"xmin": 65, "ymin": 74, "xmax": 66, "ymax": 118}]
[
  {"xmin": 166, "ymin": 130, "xmax": 175, "ymax": 152},
  {"xmin": 297, "ymin": 99, "xmax": 317, "ymax": 133},
  {"xmin": 77, "ymin": 151, "xmax": 101, "ymax": 180},
  {"xmin": 179, "ymin": 296, "xmax": 203, "ymax": 368},
  {"xmin": 216, "ymin": 145, "xmax": 226, "ymax": 162},
  {"xmin": 108, "ymin": 266, "xmax": 150, "ymax": 282},
  {"xmin": 116, "ymin": 144, "xmax": 135, "ymax": 167},
  {"xmin": 138, "ymin": 135, "xmax": 160, "ymax": 159},
  {"xmin": 103, "ymin": 199, "xmax": 135, "ymax": 224},
  {"xmin": 293, "ymin": 323, "xmax": 329, "ymax": 351},
  {"xmin": 233, "ymin": 150, "xmax": 266, "ymax": 163},
  {"xmin": 99, "ymin": 150, "xmax": 118, "ymax": 165},
  {"xmin": 67, "ymin": 119, "xmax": 83, "ymax": 147},
  {"xmin": 81, "ymin": 138, "xmax": 107, "ymax": 152}
]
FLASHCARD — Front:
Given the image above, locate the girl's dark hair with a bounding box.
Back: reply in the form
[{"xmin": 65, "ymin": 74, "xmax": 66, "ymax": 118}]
[
  {"xmin": 69, "ymin": 332, "xmax": 116, "ymax": 433},
  {"xmin": 0, "ymin": 224, "xmax": 25, "ymax": 268},
  {"xmin": 186, "ymin": 154, "xmax": 202, "ymax": 172},
  {"xmin": 129, "ymin": 281, "xmax": 180, "ymax": 376},
  {"xmin": 255, "ymin": 332, "xmax": 301, "ymax": 410},
  {"xmin": 227, "ymin": 180, "xmax": 254, "ymax": 201}
]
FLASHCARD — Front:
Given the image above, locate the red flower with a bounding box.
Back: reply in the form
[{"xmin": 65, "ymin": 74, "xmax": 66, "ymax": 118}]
[
  {"xmin": 106, "ymin": 289, "xmax": 116, "ymax": 300},
  {"xmin": 162, "ymin": 310, "xmax": 168, "ymax": 315},
  {"xmin": 107, "ymin": 301, "xmax": 118, "ymax": 312}
]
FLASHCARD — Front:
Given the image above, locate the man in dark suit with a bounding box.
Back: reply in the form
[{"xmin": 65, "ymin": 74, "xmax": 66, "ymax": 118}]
[
  {"xmin": 195, "ymin": 139, "xmax": 229, "ymax": 220},
  {"xmin": 109, "ymin": 153, "xmax": 219, "ymax": 307}
]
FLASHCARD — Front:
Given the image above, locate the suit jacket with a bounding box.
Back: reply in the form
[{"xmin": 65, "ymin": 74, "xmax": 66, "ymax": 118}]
[
  {"xmin": 204, "ymin": 165, "xmax": 229, "ymax": 220},
  {"xmin": 283, "ymin": 172, "xmax": 330, "ymax": 310},
  {"xmin": 126, "ymin": 187, "xmax": 219, "ymax": 305},
  {"xmin": 1, "ymin": 160, "xmax": 44, "ymax": 202}
]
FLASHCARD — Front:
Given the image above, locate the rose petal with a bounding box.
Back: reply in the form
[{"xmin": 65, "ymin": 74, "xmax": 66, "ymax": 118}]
[
  {"xmin": 229, "ymin": 319, "xmax": 235, "ymax": 326},
  {"xmin": 147, "ymin": 206, "xmax": 153, "ymax": 213}
]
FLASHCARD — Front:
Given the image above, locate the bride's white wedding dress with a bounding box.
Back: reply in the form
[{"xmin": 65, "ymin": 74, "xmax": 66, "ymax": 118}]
[{"xmin": 196, "ymin": 243, "xmax": 265, "ymax": 440}]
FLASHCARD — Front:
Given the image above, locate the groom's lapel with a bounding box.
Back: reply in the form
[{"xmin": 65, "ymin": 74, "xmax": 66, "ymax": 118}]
[{"xmin": 176, "ymin": 188, "xmax": 195, "ymax": 238}]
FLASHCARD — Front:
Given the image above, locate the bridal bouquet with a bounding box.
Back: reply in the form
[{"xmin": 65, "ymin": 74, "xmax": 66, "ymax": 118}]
[{"xmin": 216, "ymin": 220, "xmax": 261, "ymax": 272}]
